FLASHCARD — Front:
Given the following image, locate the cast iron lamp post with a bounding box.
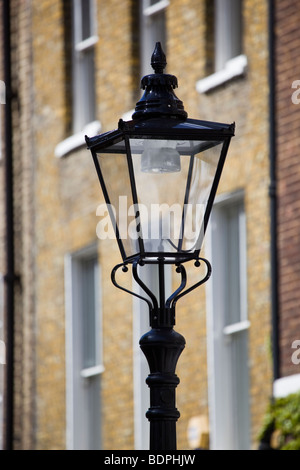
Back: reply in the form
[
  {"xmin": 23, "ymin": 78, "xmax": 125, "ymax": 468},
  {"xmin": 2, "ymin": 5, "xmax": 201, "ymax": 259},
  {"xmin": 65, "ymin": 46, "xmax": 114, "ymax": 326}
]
[{"xmin": 85, "ymin": 43, "xmax": 234, "ymax": 450}]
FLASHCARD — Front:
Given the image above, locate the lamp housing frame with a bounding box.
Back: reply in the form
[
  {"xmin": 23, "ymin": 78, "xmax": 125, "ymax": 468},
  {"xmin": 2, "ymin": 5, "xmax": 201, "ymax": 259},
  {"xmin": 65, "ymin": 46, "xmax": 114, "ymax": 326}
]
[{"xmin": 85, "ymin": 116, "xmax": 234, "ymax": 265}]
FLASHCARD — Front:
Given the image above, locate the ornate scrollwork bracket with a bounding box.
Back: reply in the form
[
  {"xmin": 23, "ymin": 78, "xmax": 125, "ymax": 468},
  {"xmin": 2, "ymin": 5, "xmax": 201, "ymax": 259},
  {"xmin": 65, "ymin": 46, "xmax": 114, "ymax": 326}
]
[{"xmin": 111, "ymin": 256, "xmax": 212, "ymax": 325}]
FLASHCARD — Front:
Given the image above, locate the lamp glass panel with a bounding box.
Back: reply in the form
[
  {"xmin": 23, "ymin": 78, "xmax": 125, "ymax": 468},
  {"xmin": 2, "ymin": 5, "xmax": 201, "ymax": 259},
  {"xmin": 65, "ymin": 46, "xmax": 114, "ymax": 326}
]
[
  {"xmin": 96, "ymin": 141, "xmax": 139, "ymax": 259},
  {"xmin": 129, "ymin": 138, "xmax": 223, "ymax": 255}
]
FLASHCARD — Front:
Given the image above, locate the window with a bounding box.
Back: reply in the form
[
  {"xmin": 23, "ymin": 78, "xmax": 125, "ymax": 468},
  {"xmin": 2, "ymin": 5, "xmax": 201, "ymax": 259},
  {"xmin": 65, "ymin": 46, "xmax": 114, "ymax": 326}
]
[
  {"xmin": 206, "ymin": 193, "xmax": 250, "ymax": 449},
  {"xmin": 197, "ymin": 0, "xmax": 246, "ymax": 93},
  {"xmin": 140, "ymin": 0, "xmax": 169, "ymax": 76},
  {"xmin": 72, "ymin": 0, "xmax": 98, "ymax": 133},
  {"xmin": 65, "ymin": 246, "xmax": 103, "ymax": 450}
]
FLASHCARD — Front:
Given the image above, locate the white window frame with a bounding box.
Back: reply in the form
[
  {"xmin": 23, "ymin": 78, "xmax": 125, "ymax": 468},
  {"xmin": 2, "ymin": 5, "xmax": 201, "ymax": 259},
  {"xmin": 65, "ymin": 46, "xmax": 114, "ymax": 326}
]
[
  {"xmin": 196, "ymin": 0, "xmax": 247, "ymax": 93},
  {"xmin": 206, "ymin": 191, "xmax": 250, "ymax": 450},
  {"xmin": 65, "ymin": 244, "xmax": 103, "ymax": 450}
]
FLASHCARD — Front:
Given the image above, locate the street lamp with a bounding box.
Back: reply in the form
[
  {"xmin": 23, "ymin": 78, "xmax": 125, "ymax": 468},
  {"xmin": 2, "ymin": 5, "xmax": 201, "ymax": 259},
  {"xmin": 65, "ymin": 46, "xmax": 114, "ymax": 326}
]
[{"xmin": 85, "ymin": 42, "xmax": 234, "ymax": 450}]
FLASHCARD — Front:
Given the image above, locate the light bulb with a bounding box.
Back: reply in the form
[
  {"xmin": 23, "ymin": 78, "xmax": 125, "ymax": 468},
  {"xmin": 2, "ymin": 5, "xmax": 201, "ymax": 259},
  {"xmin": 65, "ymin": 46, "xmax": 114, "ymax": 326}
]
[{"xmin": 141, "ymin": 140, "xmax": 181, "ymax": 173}]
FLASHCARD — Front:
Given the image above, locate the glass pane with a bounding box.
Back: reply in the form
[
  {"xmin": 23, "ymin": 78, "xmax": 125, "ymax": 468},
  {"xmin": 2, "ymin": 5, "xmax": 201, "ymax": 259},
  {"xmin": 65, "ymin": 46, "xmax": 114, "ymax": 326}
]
[
  {"xmin": 149, "ymin": 12, "xmax": 166, "ymax": 51},
  {"xmin": 130, "ymin": 138, "xmax": 222, "ymax": 255},
  {"xmin": 96, "ymin": 142, "xmax": 138, "ymax": 259},
  {"xmin": 215, "ymin": 0, "xmax": 242, "ymax": 71},
  {"xmin": 230, "ymin": 329, "xmax": 250, "ymax": 449},
  {"xmin": 142, "ymin": 1, "xmax": 167, "ymax": 76},
  {"xmin": 183, "ymin": 143, "xmax": 222, "ymax": 252},
  {"xmin": 96, "ymin": 138, "xmax": 223, "ymax": 259},
  {"xmin": 80, "ymin": 48, "xmax": 95, "ymax": 121},
  {"xmin": 81, "ymin": 257, "xmax": 97, "ymax": 368},
  {"xmin": 80, "ymin": 375, "xmax": 101, "ymax": 449},
  {"xmin": 73, "ymin": 47, "xmax": 95, "ymax": 132},
  {"xmin": 81, "ymin": 0, "xmax": 92, "ymax": 40}
]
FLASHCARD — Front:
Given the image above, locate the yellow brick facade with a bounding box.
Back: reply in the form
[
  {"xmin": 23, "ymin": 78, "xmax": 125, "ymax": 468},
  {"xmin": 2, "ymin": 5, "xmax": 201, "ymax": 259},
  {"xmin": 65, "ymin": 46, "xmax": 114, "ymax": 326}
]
[{"xmin": 1, "ymin": 0, "xmax": 272, "ymax": 450}]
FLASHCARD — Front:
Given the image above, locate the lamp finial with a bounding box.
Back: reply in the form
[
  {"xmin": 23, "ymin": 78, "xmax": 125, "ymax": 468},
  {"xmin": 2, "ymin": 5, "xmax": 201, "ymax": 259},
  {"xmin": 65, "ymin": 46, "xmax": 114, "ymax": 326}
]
[
  {"xmin": 151, "ymin": 42, "xmax": 167, "ymax": 74},
  {"xmin": 132, "ymin": 43, "xmax": 187, "ymax": 120}
]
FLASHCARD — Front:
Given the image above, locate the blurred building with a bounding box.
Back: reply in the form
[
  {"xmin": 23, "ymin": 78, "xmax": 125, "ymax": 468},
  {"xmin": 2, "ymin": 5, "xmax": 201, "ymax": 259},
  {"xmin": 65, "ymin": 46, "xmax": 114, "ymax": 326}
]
[{"xmin": 0, "ymin": 0, "xmax": 297, "ymax": 451}]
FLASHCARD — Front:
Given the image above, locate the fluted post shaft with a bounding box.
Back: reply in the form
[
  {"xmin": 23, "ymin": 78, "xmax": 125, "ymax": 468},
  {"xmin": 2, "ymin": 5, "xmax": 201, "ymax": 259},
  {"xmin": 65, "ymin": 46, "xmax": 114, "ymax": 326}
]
[{"xmin": 140, "ymin": 325, "xmax": 185, "ymax": 450}]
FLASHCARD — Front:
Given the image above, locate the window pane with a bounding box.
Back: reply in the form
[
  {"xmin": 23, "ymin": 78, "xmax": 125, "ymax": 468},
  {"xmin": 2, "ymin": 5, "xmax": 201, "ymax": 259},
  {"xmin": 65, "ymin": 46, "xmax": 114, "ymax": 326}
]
[
  {"xmin": 81, "ymin": 0, "xmax": 92, "ymax": 41},
  {"xmin": 81, "ymin": 375, "xmax": 101, "ymax": 449},
  {"xmin": 73, "ymin": 0, "xmax": 96, "ymax": 132},
  {"xmin": 141, "ymin": 0, "xmax": 167, "ymax": 76},
  {"xmin": 220, "ymin": 200, "xmax": 245, "ymax": 326},
  {"xmin": 73, "ymin": 48, "xmax": 95, "ymax": 132},
  {"xmin": 225, "ymin": 205, "xmax": 241, "ymax": 325},
  {"xmin": 149, "ymin": 12, "xmax": 166, "ymax": 52},
  {"xmin": 215, "ymin": 0, "xmax": 242, "ymax": 71},
  {"xmin": 81, "ymin": 257, "xmax": 97, "ymax": 368}
]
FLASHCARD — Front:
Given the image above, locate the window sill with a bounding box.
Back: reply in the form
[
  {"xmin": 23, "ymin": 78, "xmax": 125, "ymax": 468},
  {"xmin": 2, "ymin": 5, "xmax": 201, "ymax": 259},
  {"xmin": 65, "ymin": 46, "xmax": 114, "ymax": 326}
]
[
  {"xmin": 196, "ymin": 54, "xmax": 248, "ymax": 94},
  {"xmin": 75, "ymin": 35, "xmax": 99, "ymax": 52},
  {"xmin": 55, "ymin": 120, "xmax": 101, "ymax": 158},
  {"xmin": 80, "ymin": 364, "xmax": 105, "ymax": 378},
  {"xmin": 223, "ymin": 319, "xmax": 250, "ymax": 335},
  {"xmin": 143, "ymin": 0, "xmax": 170, "ymax": 16}
]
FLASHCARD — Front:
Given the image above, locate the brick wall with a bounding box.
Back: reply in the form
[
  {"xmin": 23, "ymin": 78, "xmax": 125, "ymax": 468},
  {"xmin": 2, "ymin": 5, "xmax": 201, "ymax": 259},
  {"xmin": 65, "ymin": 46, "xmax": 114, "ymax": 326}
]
[{"xmin": 275, "ymin": 0, "xmax": 300, "ymax": 377}]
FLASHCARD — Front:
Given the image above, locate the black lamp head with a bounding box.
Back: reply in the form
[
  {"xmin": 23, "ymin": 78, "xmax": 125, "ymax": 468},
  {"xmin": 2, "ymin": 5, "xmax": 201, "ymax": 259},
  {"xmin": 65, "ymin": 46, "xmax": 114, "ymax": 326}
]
[{"xmin": 85, "ymin": 43, "xmax": 235, "ymax": 265}]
